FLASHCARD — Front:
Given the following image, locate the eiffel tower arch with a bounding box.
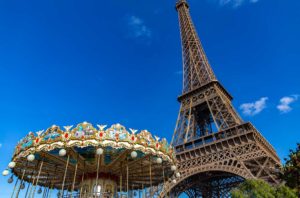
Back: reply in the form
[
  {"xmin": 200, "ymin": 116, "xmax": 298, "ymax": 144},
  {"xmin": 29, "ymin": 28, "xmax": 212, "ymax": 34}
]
[{"xmin": 159, "ymin": 0, "xmax": 281, "ymax": 197}]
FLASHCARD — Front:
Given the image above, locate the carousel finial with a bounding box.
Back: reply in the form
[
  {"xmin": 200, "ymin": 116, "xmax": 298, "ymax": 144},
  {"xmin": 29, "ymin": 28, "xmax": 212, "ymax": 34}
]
[
  {"xmin": 154, "ymin": 136, "xmax": 160, "ymax": 141},
  {"xmin": 97, "ymin": 124, "xmax": 107, "ymax": 131},
  {"xmin": 129, "ymin": 128, "xmax": 138, "ymax": 134},
  {"xmin": 63, "ymin": 125, "xmax": 73, "ymax": 132},
  {"xmin": 36, "ymin": 130, "xmax": 44, "ymax": 137}
]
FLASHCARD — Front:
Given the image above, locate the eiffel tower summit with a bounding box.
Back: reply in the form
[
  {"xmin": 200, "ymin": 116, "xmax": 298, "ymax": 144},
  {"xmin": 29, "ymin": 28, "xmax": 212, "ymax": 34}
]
[{"xmin": 160, "ymin": 0, "xmax": 282, "ymax": 197}]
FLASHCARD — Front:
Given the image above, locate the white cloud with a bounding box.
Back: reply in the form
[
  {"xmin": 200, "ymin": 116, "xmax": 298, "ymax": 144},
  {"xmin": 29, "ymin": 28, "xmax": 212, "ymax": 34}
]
[
  {"xmin": 219, "ymin": 0, "xmax": 259, "ymax": 8},
  {"xmin": 240, "ymin": 97, "xmax": 268, "ymax": 116},
  {"xmin": 127, "ymin": 16, "xmax": 151, "ymax": 38},
  {"xmin": 277, "ymin": 95, "xmax": 299, "ymax": 113}
]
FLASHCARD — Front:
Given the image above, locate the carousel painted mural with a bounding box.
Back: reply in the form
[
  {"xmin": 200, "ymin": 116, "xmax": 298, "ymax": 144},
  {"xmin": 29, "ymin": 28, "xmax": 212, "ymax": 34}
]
[{"xmin": 2, "ymin": 122, "xmax": 180, "ymax": 197}]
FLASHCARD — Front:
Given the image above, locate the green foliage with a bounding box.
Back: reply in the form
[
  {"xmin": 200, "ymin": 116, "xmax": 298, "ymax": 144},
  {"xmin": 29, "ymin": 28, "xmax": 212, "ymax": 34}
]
[
  {"xmin": 231, "ymin": 179, "xmax": 275, "ymax": 198},
  {"xmin": 276, "ymin": 185, "xmax": 297, "ymax": 198},
  {"xmin": 282, "ymin": 143, "xmax": 300, "ymax": 195},
  {"xmin": 231, "ymin": 179, "xmax": 297, "ymax": 198}
]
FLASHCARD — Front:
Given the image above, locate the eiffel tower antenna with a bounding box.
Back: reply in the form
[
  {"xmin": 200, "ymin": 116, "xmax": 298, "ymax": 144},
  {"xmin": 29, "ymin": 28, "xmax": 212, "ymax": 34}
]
[
  {"xmin": 176, "ymin": 0, "xmax": 217, "ymax": 93},
  {"xmin": 160, "ymin": 0, "xmax": 281, "ymax": 197}
]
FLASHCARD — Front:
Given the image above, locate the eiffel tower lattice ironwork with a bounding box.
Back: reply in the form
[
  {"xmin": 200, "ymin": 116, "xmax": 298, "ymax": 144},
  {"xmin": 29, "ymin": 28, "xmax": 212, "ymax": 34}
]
[{"xmin": 159, "ymin": 0, "xmax": 281, "ymax": 197}]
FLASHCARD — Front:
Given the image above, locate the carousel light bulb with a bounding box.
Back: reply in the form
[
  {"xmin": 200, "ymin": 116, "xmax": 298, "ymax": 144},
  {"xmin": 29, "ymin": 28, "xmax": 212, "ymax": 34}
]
[
  {"xmin": 27, "ymin": 154, "xmax": 35, "ymax": 162},
  {"xmin": 8, "ymin": 162, "xmax": 16, "ymax": 169},
  {"xmin": 172, "ymin": 179, "xmax": 177, "ymax": 184},
  {"xmin": 7, "ymin": 176, "xmax": 13, "ymax": 184},
  {"xmin": 156, "ymin": 157, "xmax": 162, "ymax": 164},
  {"xmin": 2, "ymin": 169, "xmax": 9, "ymax": 176},
  {"xmin": 131, "ymin": 151, "xmax": 137, "ymax": 158},
  {"xmin": 176, "ymin": 172, "xmax": 181, "ymax": 178},
  {"xmin": 37, "ymin": 187, "xmax": 42, "ymax": 194},
  {"xmin": 20, "ymin": 183, "xmax": 25, "ymax": 190},
  {"xmin": 96, "ymin": 148, "xmax": 104, "ymax": 155},
  {"xmin": 59, "ymin": 149, "xmax": 67, "ymax": 157},
  {"xmin": 171, "ymin": 165, "xmax": 177, "ymax": 171}
]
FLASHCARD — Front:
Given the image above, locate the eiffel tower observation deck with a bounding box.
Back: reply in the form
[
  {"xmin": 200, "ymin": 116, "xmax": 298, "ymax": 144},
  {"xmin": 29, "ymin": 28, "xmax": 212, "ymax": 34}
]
[{"xmin": 160, "ymin": 0, "xmax": 281, "ymax": 197}]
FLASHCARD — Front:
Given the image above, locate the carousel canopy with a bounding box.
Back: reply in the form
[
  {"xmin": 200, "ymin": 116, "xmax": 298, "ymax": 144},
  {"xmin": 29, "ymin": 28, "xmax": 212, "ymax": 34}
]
[{"xmin": 8, "ymin": 122, "xmax": 177, "ymax": 193}]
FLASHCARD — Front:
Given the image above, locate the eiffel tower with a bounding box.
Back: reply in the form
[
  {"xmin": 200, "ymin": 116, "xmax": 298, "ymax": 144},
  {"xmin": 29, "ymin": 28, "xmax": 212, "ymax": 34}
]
[{"xmin": 160, "ymin": 0, "xmax": 281, "ymax": 197}]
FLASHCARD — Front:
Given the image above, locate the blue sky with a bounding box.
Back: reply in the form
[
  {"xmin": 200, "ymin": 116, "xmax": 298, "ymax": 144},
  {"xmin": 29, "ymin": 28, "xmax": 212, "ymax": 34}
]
[{"xmin": 0, "ymin": 0, "xmax": 300, "ymax": 196}]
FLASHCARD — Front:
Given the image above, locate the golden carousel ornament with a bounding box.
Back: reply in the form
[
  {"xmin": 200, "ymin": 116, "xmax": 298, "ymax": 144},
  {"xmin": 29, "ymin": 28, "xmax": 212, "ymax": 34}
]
[{"xmin": 3, "ymin": 122, "xmax": 179, "ymax": 198}]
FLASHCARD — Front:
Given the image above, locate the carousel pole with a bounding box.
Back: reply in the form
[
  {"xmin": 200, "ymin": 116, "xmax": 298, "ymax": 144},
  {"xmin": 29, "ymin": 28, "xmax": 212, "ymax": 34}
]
[
  {"xmin": 79, "ymin": 161, "xmax": 85, "ymax": 198},
  {"xmin": 41, "ymin": 175, "xmax": 48, "ymax": 198},
  {"xmin": 65, "ymin": 187, "xmax": 68, "ymax": 198},
  {"xmin": 140, "ymin": 161, "xmax": 144, "ymax": 198},
  {"xmin": 28, "ymin": 176, "xmax": 36, "ymax": 198},
  {"xmin": 47, "ymin": 186, "xmax": 51, "ymax": 198},
  {"xmin": 45, "ymin": 185, "xmax": 50, "ymax": 198},
  {"xmin": 28, "ymin": 178, "xmax": 35, "ymax": 197},
  {"xmin": 138, "ymin": 185, "xmax": 141, "ymax": 198},
  {"xmin": 41, "ymin": 187, "xmax": 45, "ymax": 198},
  {"xmin": 42, "ymin": 186, "xmax": 46, "ymax": 198},
  {"xmin": 24, "ymin": 181, "xmax": 31, "ymax": 198},
  {"xmin": 129, "ymin": 150, "xmax": 137, "ymax": 198},
  {"xmin": 61, "ymin": 153, "xmax": 70, "ymax": 198},
  {"xmin": 162, "ymin": 163, "xmax": 165, "ymax": 192},
  {"xmin": 79, "ymin": 173, "xmax": 85, "ymax": 197},
  {"xmin": 127, "ymin": 162, "xmax": 129, "ymax": 198},
  {"xmin": 95, "ymin": 147, "xmax": 103, "ymax": 196},
  {"xmin": 26, "ymin": 161, "xmax": 38, "ymax": 198},
  {"xmin": 103, "ymin": 177, "xmax": 106, "ymax": 197},
  {"xmin": 25, "ymin": 170, "xmax": 36, "ymax": 198},
  {"xmin": 32, "ymin": 159, "xmax": 44, "ymax": 198},
  {"xmin": 66, "ymin": 184, "xmax": 70, "ymax": 198},
  {"xmin": 142, "ymin": 183, "xmax": 144, "ymax": 198},
  {"xmin": 44, "ymin": 187, "xmax": 49, "ymax": 198},
  {"xmin": 71, "ymin": 154, "xmax": 79, "ymax": 196},
  {"xmin": 45, "ymin": 187, "xmax": 49, "ymax": 198},
  {"xmin": 120, "ymin": 163, "xmax": 123, "ymax": 194},
  {"xmin": 46, "ymin": 187, "xmax": 50, "ymax": 198},
  {"xmin": 15, "ymin": 166, "xmax": 27, "ymax": 198},
  {"xmin": 42, "ymin": 174, "xmax": 49, "ymax": 198},
  {"xmin": 131, "ymin": 184, "xmax": 134, "ymax": 198},
  {"xmin": 41, "ymin": 186, "xmax": 46, "ymax": 198},
  {"xmin": 47, "ymin": 166, "xmax": 56, "ymax": 198},
  {"xmin": 10, "ymin": 176, "xmax": 19, "ymax": 198},
  {"xmin": 149, "ymin": 157, "xmax": 152, "ymax": 196},
  {"xmin": 71, "ymin": 160, "xmax": 78, "ymax": 194},
  {"xmin": 47, "ymin": 183, "xmax": 54, "ymax": 198}
]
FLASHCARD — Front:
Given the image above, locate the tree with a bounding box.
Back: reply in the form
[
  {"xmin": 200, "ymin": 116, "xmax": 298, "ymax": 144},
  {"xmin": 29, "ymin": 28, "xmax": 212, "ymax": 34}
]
[
  {"xmin": 282, "ymin": 143, "xmax": 300, "ymax": 196},
  {"xmin": 276, "ymin": 185, "xmax": 298, "ymax": 198},
  {"xmin": 231, "ymin": 179, "xmax": 297, "ymax": 198}
]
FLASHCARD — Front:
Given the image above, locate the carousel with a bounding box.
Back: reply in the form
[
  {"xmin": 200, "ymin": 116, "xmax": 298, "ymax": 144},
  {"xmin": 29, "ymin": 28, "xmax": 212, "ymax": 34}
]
[{"xmin": 2, "ymin": 122, "xmax": 180, "ymax": 197}]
